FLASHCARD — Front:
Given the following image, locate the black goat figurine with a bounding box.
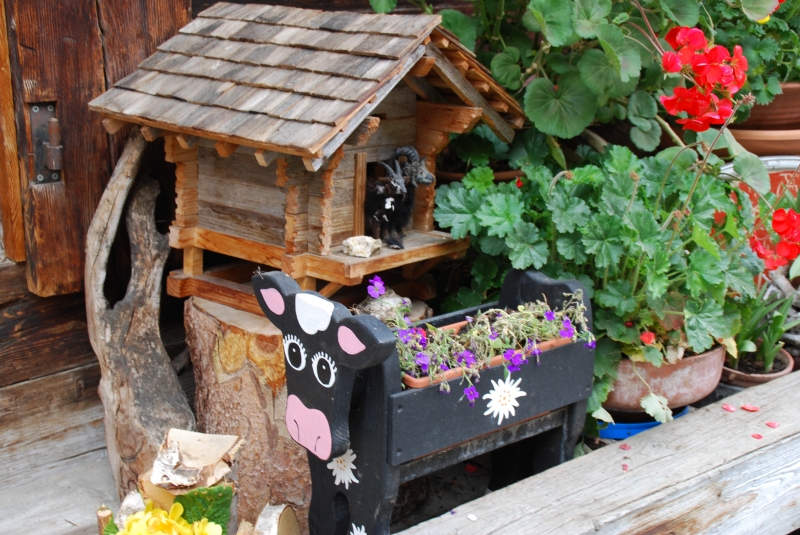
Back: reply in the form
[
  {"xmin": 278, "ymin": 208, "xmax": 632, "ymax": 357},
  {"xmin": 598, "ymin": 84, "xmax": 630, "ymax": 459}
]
[{"xmin": 364, "ymin": 147, "xmax": 434, "ymax": 250}]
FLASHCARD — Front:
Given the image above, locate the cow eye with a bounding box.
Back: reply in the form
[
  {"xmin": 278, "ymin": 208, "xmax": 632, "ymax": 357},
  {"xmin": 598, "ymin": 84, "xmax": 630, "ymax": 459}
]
[
  {"xmin": 311, "ymin": 352, "xmax": 337, "ymax": 388},
  {"xmin": 283, "ymin": 334, "xmax": 307, "ymax": 371}
]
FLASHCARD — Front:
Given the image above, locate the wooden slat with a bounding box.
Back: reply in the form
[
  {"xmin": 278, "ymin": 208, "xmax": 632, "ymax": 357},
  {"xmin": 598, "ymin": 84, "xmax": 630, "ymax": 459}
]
[
  {"xmin": 401, "ymin": 371, "xmax": 800, "ymax": 535},
  {"xmin": 425, "ymin": 42, "xmax": 514, "ymax": 143},
  {"xmin": 416, "ymin": 101, "xmax": 482, "ymax": 134},
  {"xmin": 344, "ymin": 116, "xmax": 380, "ymax": 147},
  {"xmin": 169, "ymin": 225, "xmax": 286, "ymax": 269},
  {"xmin": 0, "ymin": 0, "xmax": 23, "ymax": 262},
  {"xmin": 353, "ymin": 152, "xmax": 366, "ymax": 236},
  {"xmin": 167, "ymin": 269, "xmax": 264, "ymax": 316}
]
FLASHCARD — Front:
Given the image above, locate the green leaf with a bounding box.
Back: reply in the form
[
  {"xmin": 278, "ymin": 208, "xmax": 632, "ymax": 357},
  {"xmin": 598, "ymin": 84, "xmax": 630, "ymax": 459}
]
[
  {"xmin": 592, "ymin": 406, "xmax": 615, "ymax": 423},
  {"xmin": 628, "ymin": 90, "xmax": 657, "ymax": 119},
  {"xmin": 491, "ymin": 47, "xmax": 522, "ymax": 90},
  {"xmin": 477, "ymin": 193, "xmax": 524, "ymax": 238},
  {"xmin": 524, "ymin": 72, "xmax": 597, "ymax": 139},
  {"xmin": 547, "ymin": 190, "xmax": 592, "ymax": 233},
  {"xmin": 528, "ymin": 0, "xmax": 574, "ymax": 47},
  {"xmin": 595, "ymin": 24, "xmax": 641, "ymax": 83},
  {"xmin": 507, "ymin": 127, "xmax": 549, "ymax": 168},
  {"xmin": 522, "ymin": 10, "xmax": 541, "ymax": 32},
  {"xmin": 725, "ymin": 266, "xmax": 757, "ymax": 300},
  {"xmin": 577, "ymin": 49, "xmax": 638, "ymax": 97},
  {"xmin": 103, "ymin": 516, "xmax": 119, "ymax": 535},
  {"xmin": 588, "ymin": 373, "xmax": 615, "ymax": 412},
  {"xmin": 457, "ymin": 287, "xmax": 484, "ymax": 307},
  {"xmin": 582, "ymin": 214, "xmax": 624, "ymax": 268},
  {"xmin": 369, "ymin": 0, "xmax": 396, "ymax": 13},
  {"xmin": 645, "ymin": 250, "xmax": 670, "ymax": 299},
  {"xmin": 627, "ymin": 208, "xmax": 662, "ymax": 257},
  {"xmin": 741, "ymin": 0, "xmax": 780, "ymax": 22},
  {"xmin": 557, "ymin": 232, "xmax": 589, "ymax": 263},
  {"xmin": 471, "ymin": 254, "xmax": 499, "ymax": 291},
  {"xmin": 573, "ymin": 0, "xmax": 611, "ymax": 38},
  {"xmin": 594, "ymin": 339, "xmax": 621, "ymax": 378},
  {"xmin": 434, "ymin": 184, "xmax": 485, "ymax": 239},
  {"xmin": 596, "ymin": 280, "xmax": 637, "ymax": 316},
  {"xmin": 684, "ymin": 299, "xmax": 726, "ymax": 353},
  {"xmin": 175, "ymin": 484, "xmax": 234, "ymax": 535},
  {"xmin": 740, "ymin": 340, "xmax": 758, "ymax": 353},
  {"xmin": 691, "ymin": 225, "xmax": 721, "ymax": 260},
  {"xmin": 722, "ymin": 129, "xmax": 747, "ymax": 158},
  {"xmin": 790, "ymin": 257, "xmax": 800, "ymax": 280},
  {"xmin": 479, "ymin": 234, "xmax": 509, "ymax": 255},
  {"xmin": 630, "ymin": 119, "xmax": 661, "ymax": 152},
  {"xmin": 733, "ymin": 153, "xmax": 770, "ymax": 195},
  {"xmin": 462, "ymin": 166, "xmax": 495, "ymax": 192},
  {"xmin": 640, "ymin": 392, "xmax": 673, "ymax": 423},
  {"xmin": 439, "ymin": 9, "xmax": 478, "ymax": 51},
  {"xmin": 661, "ymin": 0, "xmax": 700, "ymax": 26},
  {"xmin": 687, "ymin": 249, "xmax": 726, "ymax": 298},
  {"xmin": 505, "ymin": 221, "xmax": 549, "ymax": 269}
]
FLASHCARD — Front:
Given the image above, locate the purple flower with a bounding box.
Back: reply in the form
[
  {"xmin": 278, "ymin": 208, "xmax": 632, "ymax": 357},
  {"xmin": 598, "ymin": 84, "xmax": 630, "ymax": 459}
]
[
  {"xmin": 440, "ymin": 363, "xmax": 450, "ymax": 371},
  {"xmin": 464, "ymin": 385, "xmax": 480, "ymax": 406},
  {"xmin": 503, "ymin": 348, "xmax": 526, "ymax": 373},
  {"xmin": 584, "ymin": 340, "xmax": 597, "ymax": 348},
  {"xmin": 560, "ymin": 318, "xmax": 575, "ymax": 338},
  {"xmin": 404, "ymin": 316, "xmax": 411, "ymax": 325},
  {"xmin": 466, "ymin": 316, "xmax": 474, "ymax": 323},
  {"xmin": 489, "ymin": 329, "xmax": 499, "ymax": 341},
  {"xmin": 545, "ymin": 310, "xmax": 556, "ymax": 321},
  {"xmin": 415, "ymin": 353, "xmax": 430, "ymax": 374},
  {"xmin": 530, "ymin": 346, "xmax": 542, "ymax": 356},
  {"xmin": 457, "ymin": 350, "xmax": 476, "ymax": 367},
  {"xmin": 367, "ymin": 275, "xmax": 385, "ymax": 298},
  {"xmin": 397, "ymin": 329, "xmax": 412, "ymax": 344}
]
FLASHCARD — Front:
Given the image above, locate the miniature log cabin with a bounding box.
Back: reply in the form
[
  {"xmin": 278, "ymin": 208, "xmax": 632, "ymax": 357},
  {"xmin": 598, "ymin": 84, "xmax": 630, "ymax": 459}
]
[{"xmin": 89, "ymin": 3, "xmax": 526, "ymax": 313}]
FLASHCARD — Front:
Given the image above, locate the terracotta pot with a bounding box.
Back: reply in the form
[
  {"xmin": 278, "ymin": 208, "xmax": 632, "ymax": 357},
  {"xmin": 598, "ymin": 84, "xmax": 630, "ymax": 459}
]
[
  {"xmin": 402, "ymin": 336, "xmax": 571, "ymax": 388},
  {"xmin": 721, "ymin": 348, "xmax": 794, "ymax": 388},
  {"xmin": 727, "ymin": 129, "xmax": 800, "ymax": 157},
  {"xmin": 436, "ymin": 169, "xmax": 523, "ymax": 184},
  {"xmin": 603, "ymin": 346, "xmax": 726, "ymax": 411},
  {"xmin": 735, "ymin": 82, "xmax": 800, "ymax": 130}
]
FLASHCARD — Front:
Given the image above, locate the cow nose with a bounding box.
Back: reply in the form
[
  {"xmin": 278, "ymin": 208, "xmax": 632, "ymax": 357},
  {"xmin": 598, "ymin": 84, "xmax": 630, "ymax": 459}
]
[{"xmin": 285, "ymin": 394, "xmax": 333, "ymax": 460}]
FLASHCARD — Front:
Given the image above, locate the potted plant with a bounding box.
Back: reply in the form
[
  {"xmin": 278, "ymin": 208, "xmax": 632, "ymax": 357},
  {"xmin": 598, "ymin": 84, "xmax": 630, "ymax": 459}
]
[{"xmin": 723, "ymin": 284, "xmax": 800, "ymax": 387}]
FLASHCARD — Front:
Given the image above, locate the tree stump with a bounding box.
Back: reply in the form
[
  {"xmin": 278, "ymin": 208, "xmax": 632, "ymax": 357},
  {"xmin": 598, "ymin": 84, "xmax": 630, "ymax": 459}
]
[
  {"xmin": 185, "ymin": 297, "xmax": 312, "ymax": 533},
  {"xmin": 85, "ymin": 131, "xmax": 196, "ymax": 498}
]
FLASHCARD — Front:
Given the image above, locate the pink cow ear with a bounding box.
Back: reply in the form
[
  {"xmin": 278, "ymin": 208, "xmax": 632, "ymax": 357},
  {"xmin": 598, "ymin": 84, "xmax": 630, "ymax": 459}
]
[
  {"xmin": 261, "ymin": 288, "xmax": 285, "ymax": 315},
  {"xmin": 338, "ymin": 326, "xmax": 366, "ymax": 355}
]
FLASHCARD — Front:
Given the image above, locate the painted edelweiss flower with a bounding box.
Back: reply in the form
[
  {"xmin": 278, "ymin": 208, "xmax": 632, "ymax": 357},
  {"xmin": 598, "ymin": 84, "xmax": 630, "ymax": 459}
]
[
  {"xmin": 327, "ymin": 448, "xmax": 359, "ymax": 489},
  {"xmin": 350, "ymin": 524, "xmax": 367, "ymax": 535},
  {"xmin": 483, "ymin": 376, "xmax": 527, "ymax": 425}
]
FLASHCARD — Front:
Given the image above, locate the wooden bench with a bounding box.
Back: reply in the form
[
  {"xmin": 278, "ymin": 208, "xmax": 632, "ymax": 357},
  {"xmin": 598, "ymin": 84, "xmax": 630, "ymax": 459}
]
[{"xmin": 399, "ymin": 370, "xmax": 800, "ymax": 534}]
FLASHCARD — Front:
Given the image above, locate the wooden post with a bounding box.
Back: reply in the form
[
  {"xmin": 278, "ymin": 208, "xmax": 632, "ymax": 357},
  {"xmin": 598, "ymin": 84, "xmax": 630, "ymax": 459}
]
[
  {"xmin": 85, "ymin": 131, "xmax": 195, "ymax": 498},
  {"xmin": 183, "ymin": 246, "xmax": 203, "ymax": 276},
  {"xmin": 353, "ymin": 153, "xmax": 367, "ymax": 236}
]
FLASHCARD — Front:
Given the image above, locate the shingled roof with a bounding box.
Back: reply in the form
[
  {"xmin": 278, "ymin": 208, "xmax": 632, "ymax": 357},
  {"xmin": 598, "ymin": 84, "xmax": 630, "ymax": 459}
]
[{"xmin": 90, "ymin": 3, "xmax": 523, "ymax": 165}]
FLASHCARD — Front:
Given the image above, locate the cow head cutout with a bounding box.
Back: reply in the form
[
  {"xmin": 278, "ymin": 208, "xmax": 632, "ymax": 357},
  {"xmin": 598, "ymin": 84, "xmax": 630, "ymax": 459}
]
[{"xmin": 253, "ymin": 272, "xmax": 396, "ymax": 461}]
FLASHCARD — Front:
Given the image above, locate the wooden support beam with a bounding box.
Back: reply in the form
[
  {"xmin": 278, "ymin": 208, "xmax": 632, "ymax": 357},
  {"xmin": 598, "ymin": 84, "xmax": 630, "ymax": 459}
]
[
  {"xmin": 214, "ymin": 140, "xmax": 237, "ymax": 158},
  {"xmin": 430, "ymin": 34, "xmax": 449, "ymax": 48},
  {"xmin": 489, "ymin": 100, "xmax": 509, "ymax": 113},
  {"xmin": 353, "ymin": 153, "xmax": 367, "ymax": 236},
  {"xmin": 297, "ymin": 276, "xmax": 317, "ymax": 291},
  {"xmin": 139, "ymin": 125, "xmax": 164, "ymax": 142},
  {"xmin": 344, "ymin": 116, "xmax": 381, "ymax": 147},
  {"xmin": 169, "ymin": 226, "xmax": 285, "ymax": 270},
  {"xmin": 183, "ymin": 246, "xmax": 203, "ymax": 276},
  {"xmin": 400, "ymin": 371, "xmax": 800, "ymax": 535},
  {"xmin": 408, "ymin": 56, "xmax": 436, "ymax": 77},
  {"xmin": 425, "ymin": 42, "xmax": 515, "ymax": 143},
  {"xmin": 176, "ymin": 133, "xmax": 196, "ymax": 149},
  {"xmin": 0, "ymin": 0, "xmax": 24, "ymax": 262},
  {"xmin": 416, "ymin": 102, "xmax": 482, "ymax": 134},
  {"xmin": 318, "ymin": 282, "xmax": 343, "ymax": 298},
  {"xmin": 255, "ymin": 149, "xmax": 277, "ymax": 168},
  {"xmin": 404, "ymin": 76, "xmax": 447, "ymax": 103},
  {"xmin": 101, "ymin": 117, "xmax": 126, "ymax": 135},
  {"xmin": 508, "ymin": 115, "xmax": 526, "ymax": 128}
]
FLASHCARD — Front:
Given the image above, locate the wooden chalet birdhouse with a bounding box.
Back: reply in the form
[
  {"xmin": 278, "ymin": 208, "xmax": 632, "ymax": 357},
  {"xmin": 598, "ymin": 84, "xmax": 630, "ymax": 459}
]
[{"xmin": 89, "ymin": 3, "xmax": 525, "ymax": 314}]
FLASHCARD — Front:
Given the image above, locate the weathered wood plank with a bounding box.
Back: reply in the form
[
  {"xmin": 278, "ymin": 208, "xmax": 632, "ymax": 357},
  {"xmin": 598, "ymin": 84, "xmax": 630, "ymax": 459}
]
[
  {"xmin": 416, "ymin": 101, "xmax": 482, "ymax": 134},
  {"xmin": 372, "ymin": 83, "xmax": 418, "ymax": 119},
  {"xmin": 353, "ymin": 153, "xmax": 366, "ymax": 236},
  {"xmin": 169, "ymin": 225, "xmax": 286, "ymax": 269},
  {"xmin": 425, "ymin": 42, "xmax": 515, "ymax": 143},
  {"xmin": 401, "ymin": 371, "xmax": 800, "ymax": 535},
  {"xmin": 199, "ymin": 200, "xmax": 286, "ymax": 246}
]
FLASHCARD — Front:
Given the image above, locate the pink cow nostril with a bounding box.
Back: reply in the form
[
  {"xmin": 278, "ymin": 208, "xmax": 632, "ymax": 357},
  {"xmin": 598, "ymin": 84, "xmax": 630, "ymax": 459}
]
[{"xmin": 285, "ymin": 394, "xmax": 333, "ymax": 460}]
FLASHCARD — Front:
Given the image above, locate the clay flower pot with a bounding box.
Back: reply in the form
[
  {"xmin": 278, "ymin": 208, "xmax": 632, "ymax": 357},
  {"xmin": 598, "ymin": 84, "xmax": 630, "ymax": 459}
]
[
  {"xmin": 721, "ymin": 348, "xmax": 794, "ymax": 388},
  {"xmin": 603, "ymin": 345, "xmax": 726, "ymax": 411},
  {"xmin": 402, "ymin": 336, "xmax": 571, "ymax": 388},
  {"xmin": 729, "ymin": 82, "xmax": 800, "ymax": 156}
]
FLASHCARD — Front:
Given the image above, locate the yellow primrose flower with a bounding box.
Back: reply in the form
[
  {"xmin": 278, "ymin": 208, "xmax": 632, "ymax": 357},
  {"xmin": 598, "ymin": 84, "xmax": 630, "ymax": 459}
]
[
  {"xmin": 146, "ymin": 503, "xmax": 192, "ymax": 535},
  {"xmin": 758, "ymin": 15, "xmax": 770, "ymax": 23},
  {"xmin": 191, "ymin": 518, "xmax": 223, "ymax": 535}
]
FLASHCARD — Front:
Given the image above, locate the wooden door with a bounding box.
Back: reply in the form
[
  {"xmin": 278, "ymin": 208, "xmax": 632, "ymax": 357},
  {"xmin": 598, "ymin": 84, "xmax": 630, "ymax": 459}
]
[{"xmin": 2, "ymin": 0, "xmax": 190, "ymax": 296}]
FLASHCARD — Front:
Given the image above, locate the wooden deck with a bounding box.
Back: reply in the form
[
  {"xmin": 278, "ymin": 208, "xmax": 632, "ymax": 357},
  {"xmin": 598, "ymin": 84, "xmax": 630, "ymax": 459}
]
[{"xmin": 399, "ymin": 370, "xmax": 800, "ymax": 535}]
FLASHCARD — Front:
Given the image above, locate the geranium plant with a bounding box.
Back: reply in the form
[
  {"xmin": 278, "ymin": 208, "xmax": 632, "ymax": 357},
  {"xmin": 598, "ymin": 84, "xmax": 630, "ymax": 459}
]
[{"xmin": 362, "ymin": 276, "xmax": 594, "ymax": 405}]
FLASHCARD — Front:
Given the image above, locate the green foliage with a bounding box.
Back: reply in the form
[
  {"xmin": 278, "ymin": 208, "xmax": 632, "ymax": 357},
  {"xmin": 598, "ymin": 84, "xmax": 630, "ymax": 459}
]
[
  {"xmin": 491, "ymin": 47, "xmax": 523, "ymax": 90},
  {"xmin": 368, "ymin": 0, "xmax": 396, "ymax": 14},
  {"xmin": 574, "ymin": 0, "xmax": 612, "ymax": 38},
  {"xmin": 104, "ymin": 516, "xmax": 119, "ymax": 535},
  {"xmin": 462, "ymin": 166, "xmax": 495, "ymax": 192},
  {"xmin": 175, "ymin": 484, "xmax": 234, "ymax": 535},
  {"xmin": 640, "ymin": 392, "xmax": 673, "ymax": 423},
  {"xmin": 528, "ymin": 0, "xmax": 575, "ymax": 47},
  {"xmin": 439, "ymin": 9, "xmax": 479, "ymax": 51},
  {"xmin": 524, "ymin": 73, "xmax": 597, "ymax": 139}
]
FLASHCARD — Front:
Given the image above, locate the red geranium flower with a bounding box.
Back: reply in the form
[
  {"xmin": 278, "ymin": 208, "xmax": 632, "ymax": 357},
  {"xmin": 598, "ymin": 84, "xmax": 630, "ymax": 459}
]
[
  {"xmin": 661, "ymin": 51, "xmax": 683, "ymax": 73},
  {"xmin": 776, "ymin": 240, "xmax": 800, "ymax": 260}
]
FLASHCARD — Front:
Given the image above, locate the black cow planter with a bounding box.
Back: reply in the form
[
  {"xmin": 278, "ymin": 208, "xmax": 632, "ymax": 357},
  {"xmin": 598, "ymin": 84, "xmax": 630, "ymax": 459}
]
[{"xmin": 253, "ymin": 270, "xmax": 595, "ymax": 535}]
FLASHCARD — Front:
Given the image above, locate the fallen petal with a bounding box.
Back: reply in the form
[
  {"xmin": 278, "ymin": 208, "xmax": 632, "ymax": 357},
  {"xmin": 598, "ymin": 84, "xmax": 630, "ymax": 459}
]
[
  {"xmin": 619, "ymin": 443, "xmax": 631, "ymax": 451},
  {"xmin": 766, "ymin": 422, "xmax": 780, "ymax": 428},
  {"xmin": 741, "ymin": 404, "xmax": 760, "ymax": 412},
  {"xmin": 622, "ymin": 464, "xmax": 629, "ymax": 473},
  {"xmin": 722, "ymin": 404, "xmax": 736, "ymax": 412},
  {"xmin": 467, "ymin": 514, "xmax": 477, "ymax": 521},
  {"xmin": 751, "ymin": 433, "xmax": 763, "ymax": 440}
]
